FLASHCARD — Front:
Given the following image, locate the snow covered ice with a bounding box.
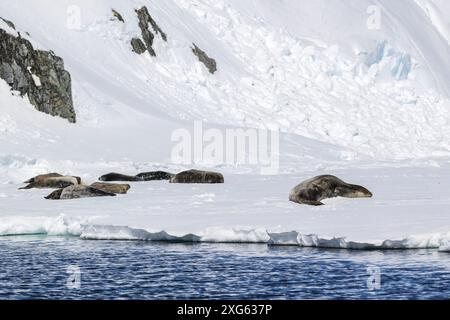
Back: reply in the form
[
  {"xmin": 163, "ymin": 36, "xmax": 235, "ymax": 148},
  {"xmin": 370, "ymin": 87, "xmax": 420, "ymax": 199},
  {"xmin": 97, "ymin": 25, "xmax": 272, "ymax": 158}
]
[{"xmin": 1, "ymin": 0, "xmax": 450, "ymax": 249}]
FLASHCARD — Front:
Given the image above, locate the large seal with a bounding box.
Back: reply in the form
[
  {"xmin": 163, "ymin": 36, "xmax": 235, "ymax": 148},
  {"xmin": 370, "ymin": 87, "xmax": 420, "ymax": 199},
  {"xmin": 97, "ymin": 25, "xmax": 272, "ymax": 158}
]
[
  {"xmin": 23, "ymin": 173, "xmax": 63, "ymax": 184},
  {"xmin": 91, "ymin": 182, "xmax": 130, "ymax": 194},
  {"xmin": 289, "ymin": 175, "xmax": 372, "ymax": 206},
  {"xmin": 45, "ymin": 185, "xmax": 116, "ymax": 200},
  {"xmin": 98, "ymin": 171, "xmax": 174, "ymax": 182},
  {"xmin": 98, "ymin": 173, "xmax": 140, "ymax": 182},
  {"xmin": 135, "ymin": 171, "xmax": 174, "ymax": 181},
  {"xmin": 20, "ymin": 176, "xmax": 81, "ymax": 190},
  {"xmin": 170, "ymin": 169, "xmax": 224, "ymax": 184}
]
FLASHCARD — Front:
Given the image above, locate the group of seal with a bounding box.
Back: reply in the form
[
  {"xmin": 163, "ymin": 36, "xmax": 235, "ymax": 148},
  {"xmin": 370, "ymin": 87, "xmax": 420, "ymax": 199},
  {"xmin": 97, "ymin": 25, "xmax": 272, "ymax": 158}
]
[
  {"xmin": 20, "ymin": 170, "xmax": 370, "ymax": 206},
  {"xmin": 19, "ymin": 172, "xmax": 131, "ymax": 200},
  {"xmin": 20, "ymin": 169, "xmax": 225, "ymax": 201},
  {"xmin": 99, "ymin": 169, "xmax": 224, "ymax": 184}
]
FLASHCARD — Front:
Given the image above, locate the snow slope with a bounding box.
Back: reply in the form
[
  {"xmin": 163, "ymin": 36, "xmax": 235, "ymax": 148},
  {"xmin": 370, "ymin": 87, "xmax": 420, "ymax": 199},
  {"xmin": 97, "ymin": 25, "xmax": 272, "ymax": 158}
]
[
  {"xmin": 1, "ymin": 0, "xmax": 450, "ymax": 159},
  {"xmin": 1, "ymin": 0, "xmax": 450, "ymax": 249}
]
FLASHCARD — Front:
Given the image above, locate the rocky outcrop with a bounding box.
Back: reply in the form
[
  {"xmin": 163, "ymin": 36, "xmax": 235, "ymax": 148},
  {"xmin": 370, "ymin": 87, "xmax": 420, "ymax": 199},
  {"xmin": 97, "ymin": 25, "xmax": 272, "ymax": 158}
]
[
  {"xmin": 0, "ymin": 23, "xmax": 76, "ymax": 122},
  {"xmin": 192, "ymin": 43, "xmax": 217, "ymax": 74},
  {"xmin": 132, "ymin": 6, "xmax": 167, "ymax": 56},
  {"xmin": 131, "ymin": 37, "xmax": 147, "ymax": 54},
  {"xmin": 0, "ymin": 17, "xmax": 15, "ymax": 30},
  {"xmin": 111, "ymin": 9, "xmax": 125, "ymax": 23}
]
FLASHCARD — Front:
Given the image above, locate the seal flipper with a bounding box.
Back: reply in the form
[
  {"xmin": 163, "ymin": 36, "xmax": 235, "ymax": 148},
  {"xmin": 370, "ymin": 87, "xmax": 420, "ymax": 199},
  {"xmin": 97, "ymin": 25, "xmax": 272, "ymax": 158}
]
[
  {"xmin": 302, "ymin": 200, "xmax": 325, "ymax": 206},
  {"xmin": 45, "ymin": 189, "xmax": 63, "ymax": 200},
  {"xmin": 19, "ymin": 183, "xmax": 34, "ymax": 190},
  {"xmin": 335, "ymin": 185, "xmax": 372, "ymax": 198}
]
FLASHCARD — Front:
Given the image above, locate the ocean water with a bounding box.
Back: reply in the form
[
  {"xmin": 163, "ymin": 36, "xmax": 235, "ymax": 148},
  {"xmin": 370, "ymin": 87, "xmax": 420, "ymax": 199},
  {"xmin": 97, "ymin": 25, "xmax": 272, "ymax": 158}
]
[{"xmin": 0, "ymin": 236, "xmax": 449, "ymax": 300}]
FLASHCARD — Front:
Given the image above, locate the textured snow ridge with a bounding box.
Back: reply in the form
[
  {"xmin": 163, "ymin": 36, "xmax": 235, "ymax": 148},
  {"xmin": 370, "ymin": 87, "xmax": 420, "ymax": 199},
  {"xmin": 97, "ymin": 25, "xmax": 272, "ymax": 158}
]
[
  {"xmin": 0, "ymin": 215, "xmax": 90, "ymax": 236},
  {"xmin": 1, "ymin": 216, "xmax": 449, "ymax": 250},
  {"xmin": 268, "ymin": 231, "xmax": 450, "ymax": 250},
  {"xmin": 80, "ymin": 225, "xmax": 201, "ymax": 242}
]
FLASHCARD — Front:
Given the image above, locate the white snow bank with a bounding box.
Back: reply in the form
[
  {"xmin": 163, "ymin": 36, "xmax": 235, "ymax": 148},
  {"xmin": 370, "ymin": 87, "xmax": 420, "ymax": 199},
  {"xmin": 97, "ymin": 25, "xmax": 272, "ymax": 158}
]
[
  {"xmin": 0, "ymin": 218, "xmax": 448, "ymax": 250},
  {"xmin": 80, "ymin": 225, "xmax": 200, "ymax": 242},
  {"xmin": 268, "ymin": 231, "xmax": 450, "ymax": 250},
  {"xmin": 439, "ymin": 240, "xmax": 450, "ymax": 252},
  {"xmin": 0, "ymin": 215, "xmax": 91, "ymax": 236},
  {"xmin": 1, "ymin": 167, "xmax": 449, "ymax": 250}
]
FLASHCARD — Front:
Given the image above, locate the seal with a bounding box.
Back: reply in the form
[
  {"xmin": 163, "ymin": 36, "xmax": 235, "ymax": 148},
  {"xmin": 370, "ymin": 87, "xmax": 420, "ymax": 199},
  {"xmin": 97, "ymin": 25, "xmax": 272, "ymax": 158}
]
[
  {"xmin": 23, "ymin": 173, "xmax": 63, "ymax": 184},
  {"xmin": 99, "ymin": 171, "xmax": 174, "ymax": 182},
  {"xmin": 91, "ymin": 182, "xmax": 131, "ymax": 194},
  {"xmin": 170, "ymin": 169, "xmax": 224, "ymax": 184},
  {"xmin": 289, "ymin": 175, "xmax": 372, "ymax": 206},
  {"xmin": 20, "ymin": 176, "xmax": 81, "ymax": 190},
  {"xmin": 135, "ymin": 171, "xmax": 174, "ymax": 181},
  {"xmin": 98, "ymin": 173, "xmax": 140, "ymax": 182},
  {"xmin": 45, "ymin": 185, "xmax": 116, "ymax": 200}
]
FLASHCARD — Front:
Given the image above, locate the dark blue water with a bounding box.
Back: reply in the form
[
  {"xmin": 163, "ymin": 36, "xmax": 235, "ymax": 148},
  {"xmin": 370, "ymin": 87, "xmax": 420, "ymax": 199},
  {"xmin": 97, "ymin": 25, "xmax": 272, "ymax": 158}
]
[{"xmin": 0, "ymin": 236, "xmax": 449, "ymax": 300}]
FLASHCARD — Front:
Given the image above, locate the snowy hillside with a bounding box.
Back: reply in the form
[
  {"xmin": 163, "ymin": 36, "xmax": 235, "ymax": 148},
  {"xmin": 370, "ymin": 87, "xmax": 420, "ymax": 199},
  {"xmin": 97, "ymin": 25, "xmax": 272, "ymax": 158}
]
[
  {"xmin": 1, "ymin": 0, "xmax": 450, "ymax": 159},
  {"xmin": 1, "ymin": 0, "xmax": 450, "ymax": 249}
]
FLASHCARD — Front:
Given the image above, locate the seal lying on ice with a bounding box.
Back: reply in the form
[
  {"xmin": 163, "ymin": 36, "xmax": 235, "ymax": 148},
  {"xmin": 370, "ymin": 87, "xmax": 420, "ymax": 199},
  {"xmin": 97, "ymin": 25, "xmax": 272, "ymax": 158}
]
[
  {"xmin": 170, "ymin": 169, "xmax": 224, "ymax": 184},
  {"xmin": 135, "ymin": 171, "xmax": 174, "ymax": 181},
  {"xmin": 289, "ymin": 175, "xmax": 372, "ymax": 206},
  {"xmin": 45, "ymin": 185, "xmax": 116, "ymax": 200},
  {"xmin": 20, "ymin": 176, "xmax": 81, "ymax": 190},
  {"xmin": 23, "ymin": 173, "xmax": 63, "ymax": 184},
  {"xmin": 98, "ymin": 171, "xmax": 174, "ymax": 182},
  {"xmin": 90, "ymin": 182, "xmax": 130, "ymax": 194}
]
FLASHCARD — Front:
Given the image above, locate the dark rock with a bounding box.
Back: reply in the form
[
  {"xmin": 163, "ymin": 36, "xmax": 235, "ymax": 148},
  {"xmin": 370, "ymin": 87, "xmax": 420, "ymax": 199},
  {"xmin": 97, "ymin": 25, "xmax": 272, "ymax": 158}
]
[
  {"xmin": 134, "ymin": 6, "xmax": 167, "ymax": 56},
  {"xmin": 0, "ymin": 17, "xmax": 15, "ymax": 30},
  {"xmin": 131, "ymin": 37, "xmax": 147, "ymax": 54},
  {"xmin": 112, "ymin": 9, "xmax": 125, "ymax": 23},
  {"xmin": 0, "ymin": 27, "xmax": 76, "ymax": 122},
  {"xmin": 192, "ymin": 43, "xmax": 217, "ymax": 74},
  {"xmin": 170, "ymin": 169, "xmax": 224, "ymax": 184}
]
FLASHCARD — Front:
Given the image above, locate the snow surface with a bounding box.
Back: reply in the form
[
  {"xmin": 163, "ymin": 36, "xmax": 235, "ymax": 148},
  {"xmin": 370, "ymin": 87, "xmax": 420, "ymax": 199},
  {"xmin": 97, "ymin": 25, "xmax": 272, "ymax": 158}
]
[{"xmin": 1, "ymin": 0, "xmax": 450, "ymax": 249}]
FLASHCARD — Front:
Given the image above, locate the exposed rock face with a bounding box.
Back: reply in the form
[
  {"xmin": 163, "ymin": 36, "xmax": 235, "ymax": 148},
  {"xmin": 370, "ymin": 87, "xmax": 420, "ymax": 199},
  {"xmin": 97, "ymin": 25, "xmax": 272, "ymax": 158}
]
[
  {"xmin": 192, "ymin": 43, "xmax": 217, "ymax": 74},
  {"xmin": 0, "ymin": 17, "xmax": 15, "ymax": 30},
  {"xmin": 133, "ymin": 6, "xmax": 167, "ymax": 56},
  {"xmin": 112, "ymin": 9, "xmax": 125, "ymax": 23},
  {"xmin": 131, "ymin": 37, "xmax": 147, "ymax": 54},
  {"xmin": 0, "ymin": 25, "xmax": 76, "ymax": 122}
]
